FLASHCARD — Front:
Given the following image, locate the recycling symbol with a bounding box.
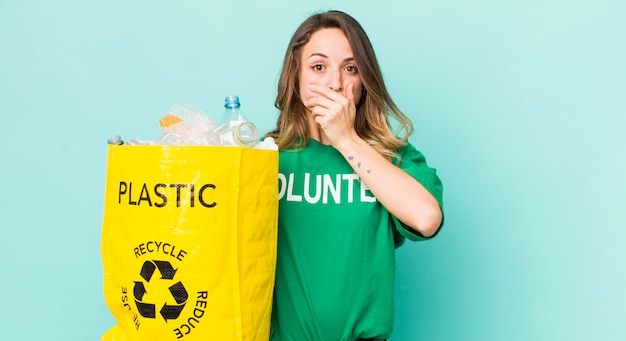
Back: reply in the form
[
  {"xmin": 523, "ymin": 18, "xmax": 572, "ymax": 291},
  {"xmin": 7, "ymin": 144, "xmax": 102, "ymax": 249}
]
[{"xmin": 134, "ymin": 260, "xmax": 188, "ymax": 321}]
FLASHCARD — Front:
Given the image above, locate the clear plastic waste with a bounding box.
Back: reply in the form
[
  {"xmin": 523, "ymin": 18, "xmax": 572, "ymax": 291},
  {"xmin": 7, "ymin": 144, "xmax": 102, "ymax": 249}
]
[
  {"xmin": 211, "ymin": 95, "xmax": 259, "ymax": 148},
  {"xmin": 156, "ymin": 102, "xmax": 217, "ymax": 145},
  {"xmin": 107, "ymin": 135, "xmax": 124, "ymax": 145},
  {"xmin": 258, "ymin": 137, "xmax": 279, "ymax": 151},
  {"xmin": 126, "ymin": 138, "xmax": 154, "ymax": 145},
  {"xmin": 106, "ymin": 97, "xmax": 278, "ymax": 150}
]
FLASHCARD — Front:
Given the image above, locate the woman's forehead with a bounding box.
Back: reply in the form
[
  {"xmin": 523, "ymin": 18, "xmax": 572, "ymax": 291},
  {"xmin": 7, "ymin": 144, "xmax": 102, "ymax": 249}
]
[{"xmin": 302, "ymin": 28, "xmax": 353, "ymax": 59}]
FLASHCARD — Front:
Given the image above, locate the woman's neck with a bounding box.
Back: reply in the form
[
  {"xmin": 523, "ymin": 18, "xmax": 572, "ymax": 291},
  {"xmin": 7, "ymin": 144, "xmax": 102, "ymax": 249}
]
[{"xmin": 307, "ymin": 116, "xmax": 331, "ymax": 145}]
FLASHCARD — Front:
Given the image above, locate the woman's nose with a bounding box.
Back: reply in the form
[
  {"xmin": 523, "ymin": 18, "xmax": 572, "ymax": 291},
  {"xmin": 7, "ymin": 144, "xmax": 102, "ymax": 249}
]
[{"xmin": 328, "ymin": 70, "xmax": 343, "ymax": 92}]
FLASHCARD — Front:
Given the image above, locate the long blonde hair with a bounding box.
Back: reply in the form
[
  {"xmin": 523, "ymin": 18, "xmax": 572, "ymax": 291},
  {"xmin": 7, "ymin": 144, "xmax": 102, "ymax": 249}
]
[{"xmin": 267, "ymin": 10, "xmax": 413, "ymax": 159}]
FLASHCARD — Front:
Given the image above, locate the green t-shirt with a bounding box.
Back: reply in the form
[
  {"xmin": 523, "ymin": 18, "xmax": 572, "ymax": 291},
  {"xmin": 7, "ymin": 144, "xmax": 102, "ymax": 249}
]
[{"xmin": 271, "ymin": 139, "xmax": 444, "ymax": 341}]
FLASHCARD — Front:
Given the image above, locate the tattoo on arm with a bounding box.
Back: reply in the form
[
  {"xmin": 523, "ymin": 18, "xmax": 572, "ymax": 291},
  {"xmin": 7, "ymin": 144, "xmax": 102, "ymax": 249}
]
[{"xmin": 348, "ymin": 156, "xmax": 372, "ymax": 173}]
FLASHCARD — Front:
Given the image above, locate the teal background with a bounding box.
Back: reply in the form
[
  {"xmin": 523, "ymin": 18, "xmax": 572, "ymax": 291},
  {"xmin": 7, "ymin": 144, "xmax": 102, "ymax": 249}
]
[{"xmin": 1, "ymin": 0, "xmax": 624, "ymax": 340}]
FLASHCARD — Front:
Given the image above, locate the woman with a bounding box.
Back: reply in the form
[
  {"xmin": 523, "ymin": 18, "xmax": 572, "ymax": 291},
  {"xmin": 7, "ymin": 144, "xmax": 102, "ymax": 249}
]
[{"xmin": 267, "ymin": 10, "xmax": 444, "ymax": 341}]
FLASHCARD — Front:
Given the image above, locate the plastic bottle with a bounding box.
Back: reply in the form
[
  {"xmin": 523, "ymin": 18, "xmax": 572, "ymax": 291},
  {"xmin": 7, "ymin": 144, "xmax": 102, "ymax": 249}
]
[{"xmin": 212, "ymin": 95, "xmax": 259, "ymax": 147}]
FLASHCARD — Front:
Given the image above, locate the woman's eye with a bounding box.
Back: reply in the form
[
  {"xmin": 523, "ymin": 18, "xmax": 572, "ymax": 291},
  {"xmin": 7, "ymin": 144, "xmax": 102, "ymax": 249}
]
[
  {"xmin": 345, "ymin": 65, "xmax": 358, "ymax": 73},
  {"xmin": 312, "ymin": 64, "xmax": 324, "ymax": 71}
]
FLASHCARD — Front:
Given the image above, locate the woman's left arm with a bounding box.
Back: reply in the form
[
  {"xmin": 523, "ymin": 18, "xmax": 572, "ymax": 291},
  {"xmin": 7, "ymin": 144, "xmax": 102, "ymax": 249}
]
[
  {"xmin": 306, "ymin": 83, "xmax": 442, "ymax": 236},
  {"xmin": 336, "ymin": 138, "xmax": 443, "ymax": 237}
]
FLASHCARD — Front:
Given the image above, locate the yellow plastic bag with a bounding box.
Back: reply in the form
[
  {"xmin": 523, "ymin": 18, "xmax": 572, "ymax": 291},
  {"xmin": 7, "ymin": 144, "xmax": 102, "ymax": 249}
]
[{"xmin": 101, "ymin": 145, "xmax": 278, "ymax": 341}]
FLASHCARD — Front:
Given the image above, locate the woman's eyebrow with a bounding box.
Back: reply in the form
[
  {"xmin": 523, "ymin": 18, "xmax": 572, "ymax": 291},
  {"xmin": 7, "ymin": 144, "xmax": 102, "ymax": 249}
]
[
  {"xmin": 307, "ymin": 52, "xmax": 355, "ymax": 62},
  {"xmin": 308, "ymin": 52, "xmax": 328, "ymax": 59}
]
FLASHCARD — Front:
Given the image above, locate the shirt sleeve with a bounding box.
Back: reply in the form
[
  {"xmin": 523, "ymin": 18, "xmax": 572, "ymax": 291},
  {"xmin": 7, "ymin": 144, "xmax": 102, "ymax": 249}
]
[{"xmin": 390, "ymin": 142, "xmax": 444, "ymax": 247}]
